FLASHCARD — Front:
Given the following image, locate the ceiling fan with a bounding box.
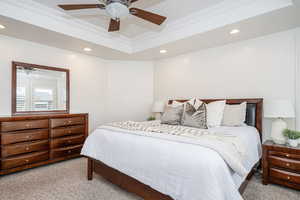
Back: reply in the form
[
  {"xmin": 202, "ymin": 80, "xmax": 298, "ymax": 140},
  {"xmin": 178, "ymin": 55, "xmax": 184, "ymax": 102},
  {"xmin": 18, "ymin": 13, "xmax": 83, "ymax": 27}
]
[{"xmin": 58, "ymin": 0, "xmax": 167, "ymax": 32}]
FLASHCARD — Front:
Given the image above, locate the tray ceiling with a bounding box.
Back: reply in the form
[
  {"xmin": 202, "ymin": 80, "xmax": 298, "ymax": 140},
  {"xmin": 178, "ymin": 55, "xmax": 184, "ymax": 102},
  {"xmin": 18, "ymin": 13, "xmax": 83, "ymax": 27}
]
[
  {"xmin": 31, "ymin": 0, "xmax": 224, "ymax": 38},
  {"xmin": 0, "ymin": 0, "xmax": 298, "ymax": 59}
]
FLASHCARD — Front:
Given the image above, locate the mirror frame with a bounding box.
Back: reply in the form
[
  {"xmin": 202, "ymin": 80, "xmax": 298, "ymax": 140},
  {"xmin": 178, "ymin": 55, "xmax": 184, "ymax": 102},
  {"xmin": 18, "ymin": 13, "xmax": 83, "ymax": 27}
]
[{"xmin": 12, "ymin": 61, "xmax": 70, "ymax": 115}]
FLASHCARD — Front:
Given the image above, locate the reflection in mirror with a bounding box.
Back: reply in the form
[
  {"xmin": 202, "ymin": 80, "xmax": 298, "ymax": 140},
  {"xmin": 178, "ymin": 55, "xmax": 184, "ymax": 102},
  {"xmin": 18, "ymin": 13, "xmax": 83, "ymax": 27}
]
[{"xmin": 16, "ymin": 65, "xmax": 67, "ymax": 113}]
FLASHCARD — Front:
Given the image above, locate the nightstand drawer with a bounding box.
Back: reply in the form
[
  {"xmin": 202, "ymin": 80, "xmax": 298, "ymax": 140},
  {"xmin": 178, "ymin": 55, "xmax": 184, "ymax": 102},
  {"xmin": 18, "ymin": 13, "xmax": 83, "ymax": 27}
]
[
  {"xmin": 269, "ymin": 156, "xmax": 300, "ymax": 171},
  {"xmin": 270, "ymin": 168, "xmax": 300, "ymax": 185},
  {"xmin": 269, "ymin": 151, "xmax": 300, "ymax": 160}
]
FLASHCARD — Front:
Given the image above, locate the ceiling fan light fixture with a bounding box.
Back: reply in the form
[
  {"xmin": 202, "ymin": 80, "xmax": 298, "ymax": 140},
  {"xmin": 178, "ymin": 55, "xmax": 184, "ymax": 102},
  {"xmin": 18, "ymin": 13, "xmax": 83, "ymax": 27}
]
[
  {"xmin": 106, "ymin": 2, "xmax": 129, "ymax": 19},
  {"xmin": 0, "ymin": 24, "xmax": 6, "ymax": 29}
]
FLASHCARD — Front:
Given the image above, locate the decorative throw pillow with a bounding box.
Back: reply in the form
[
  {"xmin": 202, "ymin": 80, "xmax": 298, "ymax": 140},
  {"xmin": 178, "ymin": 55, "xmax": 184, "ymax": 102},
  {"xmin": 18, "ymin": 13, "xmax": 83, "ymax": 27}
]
[
  {"xmin": 181, "ymin": 102, "xmax": 208, "ymax": 129},
  {"xmin": 222, "ymin": 102, "xmax": 247, "ymax": 126},
  {"xmin": 206, "ymin": 100, "xmax": 226, "ymax": 127},
  {"xmin": 161, "ymin": 105, "xmax": 184, "ymax": 125},
  {"xmin": 172, "ymin": 98, "xmax": 203, "ymax": 110}
]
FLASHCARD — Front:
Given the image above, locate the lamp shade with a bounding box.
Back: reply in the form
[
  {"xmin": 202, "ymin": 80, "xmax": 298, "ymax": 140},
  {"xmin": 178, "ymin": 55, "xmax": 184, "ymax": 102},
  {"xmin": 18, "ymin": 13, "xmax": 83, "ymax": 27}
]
[
  {"xmin": 264, "ymin": 100, "xmax": 295, "ymax": 118},
  {"xmin": 152, "ymin": 101, "xmax": 165, "ymax": 113}
]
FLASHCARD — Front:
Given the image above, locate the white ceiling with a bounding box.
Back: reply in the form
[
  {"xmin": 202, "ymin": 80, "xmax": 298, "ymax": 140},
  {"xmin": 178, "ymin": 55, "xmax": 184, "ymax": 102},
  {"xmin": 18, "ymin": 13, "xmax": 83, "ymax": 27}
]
[
  {"xmin": 31, "ymin": 0, "xmax": 224, "ymax": 38},
  {"xmin": 0, "ymin": 0, "xmax": 299, "ymax": 60}
]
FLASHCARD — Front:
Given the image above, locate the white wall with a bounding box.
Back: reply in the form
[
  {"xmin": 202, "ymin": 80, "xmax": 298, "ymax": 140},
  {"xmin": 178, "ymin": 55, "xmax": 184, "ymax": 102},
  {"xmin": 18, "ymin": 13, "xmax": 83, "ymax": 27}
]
[
  {"xmin": 0, "ymin": 35, "xmax": 154, "ymax": 131},
  {"xmin": 105, "ymin": 61, "xmax": 153, "ymax": 122},
  {"xmin": 154, "ymin": 29, "xmax": 300, "ymax": 140}
]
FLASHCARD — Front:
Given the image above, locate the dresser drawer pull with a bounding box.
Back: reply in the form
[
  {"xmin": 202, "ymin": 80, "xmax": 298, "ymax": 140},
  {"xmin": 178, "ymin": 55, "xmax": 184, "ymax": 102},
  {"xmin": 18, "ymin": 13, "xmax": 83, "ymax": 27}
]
[
  {"xmin": 26, "ymin": 147, "xmax": 30, "ymax": 151},
  {"xmin": 68, "ymin": 140, "xmax": 72, "ymax": 143},
  {"xmin": 68, "ymin": 130, "xmax": 72, "ymax": 134},
  {"xmin": 26, "ymin": 135, "xmax": 31, "ymax": 139},
  {"xmin": 68, "ymin": 121, "xmax": 72, "ymax": 123},
  {"xmin": 286, "ymin": 154, "xmax": 290, "ymax": 157},
  {"xmin": 287, "ymin": 176, "xmax": 291, "ymax": 180},
  {"xmin": 68, "ymin": 150, "xmax": 72, "ymax": 153},
  {"xmin": 286, "ymin": 163, "xmax": 290, "ymax": 167},
  {"xmin": 25, "ymin": 159, "xmax": 29, "ymax": 163}
]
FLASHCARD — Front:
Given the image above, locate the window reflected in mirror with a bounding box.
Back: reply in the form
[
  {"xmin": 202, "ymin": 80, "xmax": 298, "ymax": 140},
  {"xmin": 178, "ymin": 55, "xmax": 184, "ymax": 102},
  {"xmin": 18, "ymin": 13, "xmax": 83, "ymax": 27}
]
[{"xmin": 13, "ymin": 62, "xmax": 69, "ymax": 115}]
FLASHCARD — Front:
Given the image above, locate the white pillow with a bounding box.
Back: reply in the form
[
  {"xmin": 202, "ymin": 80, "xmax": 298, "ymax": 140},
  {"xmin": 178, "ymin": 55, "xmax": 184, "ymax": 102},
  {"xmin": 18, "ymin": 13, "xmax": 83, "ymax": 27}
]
[
  {"xmin": 222, "ymin": 102, "xmax": 247, "ymax": 127},
  {"xmin": 206, "ymin": 100, "xmax": 226, "ymax": 127}
]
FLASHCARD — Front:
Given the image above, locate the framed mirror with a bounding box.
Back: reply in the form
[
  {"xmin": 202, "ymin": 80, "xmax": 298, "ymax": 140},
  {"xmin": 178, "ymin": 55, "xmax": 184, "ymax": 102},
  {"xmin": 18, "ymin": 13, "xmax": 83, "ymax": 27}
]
[{"xmin": 12, "ymin": 62, "xmax": 70, "ymax": 115}]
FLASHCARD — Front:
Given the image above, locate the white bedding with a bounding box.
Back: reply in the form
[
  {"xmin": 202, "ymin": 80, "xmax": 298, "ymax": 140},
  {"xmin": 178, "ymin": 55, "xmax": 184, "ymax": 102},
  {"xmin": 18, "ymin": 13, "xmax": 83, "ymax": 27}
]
[{"xmin": 81, "ymin": 124, "xmax": 261, "ymax": 200}]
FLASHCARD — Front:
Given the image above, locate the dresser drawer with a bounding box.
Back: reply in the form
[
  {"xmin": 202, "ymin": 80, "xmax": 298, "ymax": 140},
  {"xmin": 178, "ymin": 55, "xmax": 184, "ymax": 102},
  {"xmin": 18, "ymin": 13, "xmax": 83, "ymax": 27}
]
[
  {"xmin": 269, "ymin": 156, "xmax": 300, "ymax": 171},
  {"xmin": 50, "ymin": 145, "xmax": 82, "ymax": 159},
  {"xmin": 269, "ymin": 151, "xmax": 300, "ymax": 160},
  {"xmin": 50, "ymin": 135, "xmax": 85, "ymax": 149},
  {"xmin": 1, "ymin": 140, "xmax": 49, "ymax": 158},
  {"xmin": 50, "ymin": 125, "xmax": 84, "ymax": 138},
  {"xmin": 270, "ymin": 168, "xmax": 300, "ymax": 185},
  {"xmin": 1, "ymin": 120, "xmax": 49, "ymax": 132},
  {"xmin": 1, "ymin": 151, "xmax": 49, "ymax": 170},
  {"xmin": 50, "ymin": 117, "xmax": 85, "ymax": 128},
  {"xmin": 1, "ymin": 129, "xmax": 49, "ymax": 145}
]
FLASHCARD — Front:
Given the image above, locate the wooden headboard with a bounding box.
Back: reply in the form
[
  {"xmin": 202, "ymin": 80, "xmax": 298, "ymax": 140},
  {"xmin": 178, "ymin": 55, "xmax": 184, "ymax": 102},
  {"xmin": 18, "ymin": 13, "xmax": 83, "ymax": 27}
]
[{"xmin": 168, "ymin": 98, "xmax": 263, "ymax": 140}]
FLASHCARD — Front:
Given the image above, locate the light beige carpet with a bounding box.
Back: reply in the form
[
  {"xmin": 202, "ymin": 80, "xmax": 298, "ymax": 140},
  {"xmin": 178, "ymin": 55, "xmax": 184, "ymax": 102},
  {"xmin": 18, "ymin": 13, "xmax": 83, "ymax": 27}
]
[{"xmin": 0, "ymin": 158, "xmax": 299, "ymax": 200}]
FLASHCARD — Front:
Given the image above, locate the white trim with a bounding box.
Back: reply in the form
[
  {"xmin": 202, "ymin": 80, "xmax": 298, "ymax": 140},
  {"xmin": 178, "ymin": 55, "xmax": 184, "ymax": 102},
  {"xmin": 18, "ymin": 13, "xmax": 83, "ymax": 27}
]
[
  {"xmin": 0, "ymin": 0, "xmax": 293, "ymax": 54},
  {"xmin": 295, "ymin": 28, "xmax": 300, "ymax": 129}
]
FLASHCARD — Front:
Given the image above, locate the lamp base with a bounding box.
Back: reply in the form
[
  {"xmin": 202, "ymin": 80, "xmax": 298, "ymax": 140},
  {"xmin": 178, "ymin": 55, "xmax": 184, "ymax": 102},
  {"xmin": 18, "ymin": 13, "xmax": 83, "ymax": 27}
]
[{"xmin": 271, "ymin": 118, "xmax": 287, "ymax": 145}]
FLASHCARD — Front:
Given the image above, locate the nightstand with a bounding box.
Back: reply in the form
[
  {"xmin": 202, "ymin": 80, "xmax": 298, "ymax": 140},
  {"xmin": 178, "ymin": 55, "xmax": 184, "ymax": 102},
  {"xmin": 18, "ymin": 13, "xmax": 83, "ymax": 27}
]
[{"xmin": 262, "ymin": 140, "xmax": 300, "ymax": 190}]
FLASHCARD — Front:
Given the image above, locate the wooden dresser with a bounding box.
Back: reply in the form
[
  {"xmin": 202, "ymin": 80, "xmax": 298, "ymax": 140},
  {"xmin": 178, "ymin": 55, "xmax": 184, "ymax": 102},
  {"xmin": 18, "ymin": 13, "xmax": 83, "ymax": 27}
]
[
  {"xmin": 262, "ymin": 140, "xmax": 300, "ymax": 190},
  {"xmin": 0, "ymin": 113, "xmax": 88, "ymax": 176}
]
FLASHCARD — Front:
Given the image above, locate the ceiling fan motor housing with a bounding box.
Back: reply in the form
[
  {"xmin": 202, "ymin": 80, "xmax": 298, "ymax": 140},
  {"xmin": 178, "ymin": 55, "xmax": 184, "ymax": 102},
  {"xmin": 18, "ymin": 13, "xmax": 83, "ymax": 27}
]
[{"xmin": 106, "ymin": 0, "xmax": 130, "ymax": 19}]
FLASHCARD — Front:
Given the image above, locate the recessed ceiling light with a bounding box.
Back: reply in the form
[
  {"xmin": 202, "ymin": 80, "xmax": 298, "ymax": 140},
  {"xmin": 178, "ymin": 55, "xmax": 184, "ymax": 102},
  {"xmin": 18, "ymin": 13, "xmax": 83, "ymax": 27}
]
[
  {"xmin": 0, "ymin": 24, "xmax": 6, "ymax": 29},
  {"xmin": 230, "ymin": 29, "xmax": 240, "ymax": 35},
  {"xmin": 83, "ymin": 47, "xmax": 92, "ymax": 52},
  {"xmin": 160, "ymin": 49, "xmax": 167, "ymax": 54}
]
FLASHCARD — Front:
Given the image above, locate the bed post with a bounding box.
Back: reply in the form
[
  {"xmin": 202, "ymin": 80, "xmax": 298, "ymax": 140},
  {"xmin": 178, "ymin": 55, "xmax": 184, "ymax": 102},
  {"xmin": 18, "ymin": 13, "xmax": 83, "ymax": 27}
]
[{"xmin": 87, "ymin": 158, "xmax": 94, "ymax": 180}]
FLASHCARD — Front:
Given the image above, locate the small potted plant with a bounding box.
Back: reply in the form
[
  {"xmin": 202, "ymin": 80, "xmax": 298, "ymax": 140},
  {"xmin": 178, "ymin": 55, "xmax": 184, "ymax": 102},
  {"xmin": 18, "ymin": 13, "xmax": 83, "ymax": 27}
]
[
  {"xmin": 283, "ymin": 129, "xmax": 300, "ymax": 147},
  {"xmin": 147, "ymin": 116, "xmax": 156, "ymax": 121}
]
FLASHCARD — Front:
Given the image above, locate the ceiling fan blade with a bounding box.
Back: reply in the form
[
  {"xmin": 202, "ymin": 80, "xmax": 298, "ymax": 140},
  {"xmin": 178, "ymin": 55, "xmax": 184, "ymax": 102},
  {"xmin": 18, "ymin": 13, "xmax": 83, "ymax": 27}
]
[
  {"xmin": 108, "ymin": 19, "xmax": 120, "ymax": 32},
  {"xmin": 58, "ymin": 4, "xmax": 105, "ymax": 10},
  {"xmin": 130, "ymin": 8, "xmax": 167, "ymax": 25}
]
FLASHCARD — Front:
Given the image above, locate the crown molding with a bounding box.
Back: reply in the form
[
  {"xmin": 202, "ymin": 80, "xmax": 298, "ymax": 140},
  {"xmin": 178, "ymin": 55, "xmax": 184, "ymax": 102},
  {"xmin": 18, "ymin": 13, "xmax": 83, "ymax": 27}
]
[
  {"xmin": 131, "ymin": 0, "xmax": 293, "ymax": 52},
  {"xmin": 0, "ymin": 0, "xmax": 293, "ymax": 54},
  {"xmin": 0, "ymin": 0, "xmax": 132, "ymax": 53}
]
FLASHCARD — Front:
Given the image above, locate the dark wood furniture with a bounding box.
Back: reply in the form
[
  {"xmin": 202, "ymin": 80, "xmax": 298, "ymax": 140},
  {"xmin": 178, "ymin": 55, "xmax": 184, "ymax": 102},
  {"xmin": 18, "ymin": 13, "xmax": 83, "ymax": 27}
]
[
  {"xmin": 262, "ymin": 140, "xmax": 300, "ymax": 190},
  {"xmin": 87, "ymin": 98, "xmax": 263, "ymax": 200},
  {"xmin": 12, "ymin": 61, "xmax": 70, "ymax": 115},
  {"xmin": 0, "ymin": 113, "xmax": 88, "ymax": 176}
]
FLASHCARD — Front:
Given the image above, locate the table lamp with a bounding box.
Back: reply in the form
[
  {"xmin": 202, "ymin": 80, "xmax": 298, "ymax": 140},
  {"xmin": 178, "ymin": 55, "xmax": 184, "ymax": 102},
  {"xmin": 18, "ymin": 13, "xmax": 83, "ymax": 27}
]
[{"xmin": 264, "ymin": 100, "xmax": 295, "ymax": 144}]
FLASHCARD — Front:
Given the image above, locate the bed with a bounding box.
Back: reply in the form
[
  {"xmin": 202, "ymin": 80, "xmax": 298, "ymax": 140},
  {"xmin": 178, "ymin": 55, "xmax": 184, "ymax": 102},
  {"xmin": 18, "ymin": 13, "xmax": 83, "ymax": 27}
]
[{"xmin": 81, "ymin": 98, "xmax": 263, "ymax": 200}]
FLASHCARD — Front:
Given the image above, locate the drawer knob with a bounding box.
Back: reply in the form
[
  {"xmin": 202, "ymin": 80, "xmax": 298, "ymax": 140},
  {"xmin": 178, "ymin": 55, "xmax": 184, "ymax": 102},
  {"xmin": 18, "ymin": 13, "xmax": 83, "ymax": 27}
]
[
  {"xmin": 68, "ymin": 130, "xmax": 72, "ymax": 134},
  {"xmin": 68, "ymin": 150, "xmax": 72, "ymax": 153},
  {"xmin": 26, "ymin": 147, "xmax": 30, "ymax": 151},
  {"xmin": 286, "ymin": 163, "xmax": 290, "ymax": 167},
  {"xmin": 68, "ymin": 140, "xmax": 72, "ymax": 143},
  {"xmin": 26, "ymin": 124, "xmax": 30, "ymax": 127},
  {"xmin": 26, "ymin": 136, "xmax": 31, "ymax": 139},
  {"xmin": 25, "ymin": 159, "xmax": 29, "ymax": 162},
  {"xmin": 68, "ymin": 121, "xmax": 72, "ymax": 123},
  {"xmin": 286, "ymin": 154, "xmax": 290, "ymax": 157},
  {"xmin": 287, "ymin": 176, "xmax": 291, "ymax": 180}
]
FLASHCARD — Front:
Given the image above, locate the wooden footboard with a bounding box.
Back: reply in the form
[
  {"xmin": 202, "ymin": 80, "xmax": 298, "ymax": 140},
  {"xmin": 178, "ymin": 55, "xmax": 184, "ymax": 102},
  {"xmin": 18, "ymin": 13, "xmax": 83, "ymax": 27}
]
[{"xmin": 87, "ymin": 157, "xmax": 256, "ymax": 199}]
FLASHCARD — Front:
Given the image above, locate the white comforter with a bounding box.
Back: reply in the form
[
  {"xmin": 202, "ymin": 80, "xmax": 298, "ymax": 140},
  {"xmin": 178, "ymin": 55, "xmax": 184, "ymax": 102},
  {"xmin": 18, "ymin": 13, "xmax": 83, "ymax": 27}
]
[{"xmin": 81, "ymin": 124, "xmax": 261, "ymax": 200}]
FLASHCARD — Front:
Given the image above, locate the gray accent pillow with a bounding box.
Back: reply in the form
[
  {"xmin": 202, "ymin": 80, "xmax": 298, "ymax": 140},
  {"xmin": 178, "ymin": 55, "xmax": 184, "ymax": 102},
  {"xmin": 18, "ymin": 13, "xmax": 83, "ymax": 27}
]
[
  {"xmin": 181, "ymin": 102, "xmax": 208, "ymax": 129},
  {"xmin": 161, "ymin": 105, "xmax": 184, "ymax": 125}
]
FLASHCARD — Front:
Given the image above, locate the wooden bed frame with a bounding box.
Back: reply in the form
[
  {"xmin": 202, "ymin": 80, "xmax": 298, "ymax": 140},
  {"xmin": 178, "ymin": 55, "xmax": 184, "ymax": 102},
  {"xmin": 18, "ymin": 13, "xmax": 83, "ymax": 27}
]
[{"xmin": 87, "ymin": 98, "xmax": 263, "ymax": 200}]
